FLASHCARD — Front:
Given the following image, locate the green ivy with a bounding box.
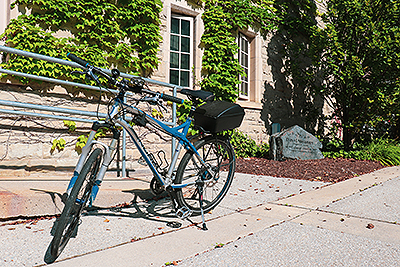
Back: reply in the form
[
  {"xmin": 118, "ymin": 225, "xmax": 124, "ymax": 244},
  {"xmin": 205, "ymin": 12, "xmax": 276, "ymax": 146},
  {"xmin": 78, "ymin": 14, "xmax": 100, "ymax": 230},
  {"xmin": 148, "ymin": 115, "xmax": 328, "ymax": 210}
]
[
  {"xmin": 198, "ymin": 0, "xmax": 277, "ymax": 102},
  {"xmin": 151, "ymin": 108, "xmax": 164, "ymax": 119},
  {"xmin": 175, "ymin": 0, "xmax": 278, "ymax": 133},
  {"xmin": 51, "ymin": 138, "xmax": 66, "ymax": 152},
  {"xmin": 63, "ymin": 120, "xmax": 76, "ymax": 132},
  {"xmin": 75, "ymin": 134, "xmax": 88, "ymax": 153},
  {"xmin": 1, "ymin": 0, "xmax": 163, "ymax": 87},
  {"xmin": 75, "ymin": 126, "xmax": 108, "ymax": 153}
]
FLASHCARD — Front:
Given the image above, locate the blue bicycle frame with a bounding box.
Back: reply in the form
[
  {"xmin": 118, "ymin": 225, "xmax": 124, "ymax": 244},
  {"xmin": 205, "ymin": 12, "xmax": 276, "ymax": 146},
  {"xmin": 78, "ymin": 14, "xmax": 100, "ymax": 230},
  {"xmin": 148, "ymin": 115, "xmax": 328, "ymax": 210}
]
[{"xmin": 65, "ymin": 94, "xmax": 209, "ymax": 205}]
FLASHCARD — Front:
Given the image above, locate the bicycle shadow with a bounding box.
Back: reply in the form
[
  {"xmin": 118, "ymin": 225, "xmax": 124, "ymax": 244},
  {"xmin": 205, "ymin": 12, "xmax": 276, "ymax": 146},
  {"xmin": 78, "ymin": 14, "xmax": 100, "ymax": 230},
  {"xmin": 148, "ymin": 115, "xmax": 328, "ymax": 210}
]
[
  {"xmin": 30, "ymin": 188, "xmax": 65, "ymax": 213},
  {"xmin": 29, "ymin": 187, "xmax": 201, "ymax": 229},
  {"xmin": 83, "ymin": 188, "xmax": 192, "ymax": 229}
]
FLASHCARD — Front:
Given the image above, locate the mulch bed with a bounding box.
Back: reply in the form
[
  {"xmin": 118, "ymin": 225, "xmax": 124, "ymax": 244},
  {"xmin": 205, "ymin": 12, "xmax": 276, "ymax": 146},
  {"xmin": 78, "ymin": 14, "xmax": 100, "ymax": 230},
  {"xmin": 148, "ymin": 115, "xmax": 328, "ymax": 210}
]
[{"xmin": 235, "ymin": 157, "xmax": 386, "ymax": 183}]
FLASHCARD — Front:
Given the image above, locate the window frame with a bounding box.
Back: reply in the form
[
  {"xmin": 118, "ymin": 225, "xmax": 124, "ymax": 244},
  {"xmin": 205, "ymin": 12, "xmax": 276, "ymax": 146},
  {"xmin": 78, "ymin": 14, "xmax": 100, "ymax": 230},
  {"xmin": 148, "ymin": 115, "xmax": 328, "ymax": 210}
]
[
  {"xmin": 169, "ymin": 14, "xmax": 194, "ymax": 88},
  {"xmin": 238, "ymin": 32, "xmax": 250, "ymax": 100}
]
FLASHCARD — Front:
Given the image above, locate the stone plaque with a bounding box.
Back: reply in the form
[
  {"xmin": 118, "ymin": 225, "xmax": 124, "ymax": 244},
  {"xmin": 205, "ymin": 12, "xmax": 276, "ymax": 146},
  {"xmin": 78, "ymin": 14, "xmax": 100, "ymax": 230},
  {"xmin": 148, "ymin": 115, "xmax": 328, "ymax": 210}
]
[{"xmin": 270, "ymin": 125, "xmax": 324, "ymax": 161}]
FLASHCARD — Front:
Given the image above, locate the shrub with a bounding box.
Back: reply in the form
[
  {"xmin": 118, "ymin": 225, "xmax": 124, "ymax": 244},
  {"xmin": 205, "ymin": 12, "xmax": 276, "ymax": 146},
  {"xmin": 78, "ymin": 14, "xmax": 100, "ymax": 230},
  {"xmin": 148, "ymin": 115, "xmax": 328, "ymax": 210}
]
[
  {"xmin": 322, "ymin": 139, "xmax": 370, "ymax": 160},
  {"xmin": 366, "ymin": 139, "xmax": 400, "ymax": 166},
  {"xmin": 323, "ymin": 138, "xmax": 400, "ymax": 166},
  {"xmin": 229, "ymin": 130, "xmax": 269, "ymax": 158}
]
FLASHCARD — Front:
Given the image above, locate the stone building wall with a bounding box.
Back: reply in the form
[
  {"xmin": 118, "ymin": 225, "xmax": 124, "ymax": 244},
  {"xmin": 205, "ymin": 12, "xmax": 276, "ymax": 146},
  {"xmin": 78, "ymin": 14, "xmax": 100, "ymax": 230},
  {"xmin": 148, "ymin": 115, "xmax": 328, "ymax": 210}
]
[
  {"xmin": 0, "ymin": 0, "xmax": 330, "ymax": 177},
  {"xmin": 0, "ymin": 82, "xmax": 176, "ymax": 177},
  {"xmin": 238, "ymin": 108, "xmax": 268, "ymax": 144}
]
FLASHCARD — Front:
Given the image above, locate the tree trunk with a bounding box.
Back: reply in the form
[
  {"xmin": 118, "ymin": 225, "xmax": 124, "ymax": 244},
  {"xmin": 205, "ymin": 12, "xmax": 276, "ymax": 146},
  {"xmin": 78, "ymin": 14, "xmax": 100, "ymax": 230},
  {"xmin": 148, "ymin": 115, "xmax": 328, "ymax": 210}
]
[{"xmin": 342, "ymin": 104, "xmax": 351, "ymax": 151}]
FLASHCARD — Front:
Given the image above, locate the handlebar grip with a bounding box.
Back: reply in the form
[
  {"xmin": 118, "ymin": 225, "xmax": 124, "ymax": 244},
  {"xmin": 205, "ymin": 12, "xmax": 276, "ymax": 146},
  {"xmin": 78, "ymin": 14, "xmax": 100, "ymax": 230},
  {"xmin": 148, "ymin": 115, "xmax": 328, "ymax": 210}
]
[
  {"xmin": 160, "ymin": 93, "xmax": 184, "ymax": 104},
  {"xmin": 67, "ymin": 53, "xmax": 90, "ymax": 68}
]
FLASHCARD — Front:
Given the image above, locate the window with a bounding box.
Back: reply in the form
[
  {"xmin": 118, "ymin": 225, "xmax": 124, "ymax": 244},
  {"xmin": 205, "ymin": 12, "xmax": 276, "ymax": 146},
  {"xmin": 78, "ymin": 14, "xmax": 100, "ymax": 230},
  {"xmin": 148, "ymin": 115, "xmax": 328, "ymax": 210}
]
[
  {"xmin": 238, "ymin": 33, "xmax": 249, "ymax": 99},
  {"xmin": 169, "ymin": 15, "xmax": 193, "ymax": 88}
]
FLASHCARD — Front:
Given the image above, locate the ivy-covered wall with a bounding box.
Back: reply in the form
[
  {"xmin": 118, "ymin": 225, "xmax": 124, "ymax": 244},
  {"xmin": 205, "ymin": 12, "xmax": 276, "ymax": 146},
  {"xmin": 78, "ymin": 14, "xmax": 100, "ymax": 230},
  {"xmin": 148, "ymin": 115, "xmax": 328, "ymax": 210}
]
[
  {"xmin": 1, "ymin": 0, "xmax": 163, "ymax": 81},
  {"xmin": 0, "ymin": 0, "xmax": 329, "ymax": 173}
]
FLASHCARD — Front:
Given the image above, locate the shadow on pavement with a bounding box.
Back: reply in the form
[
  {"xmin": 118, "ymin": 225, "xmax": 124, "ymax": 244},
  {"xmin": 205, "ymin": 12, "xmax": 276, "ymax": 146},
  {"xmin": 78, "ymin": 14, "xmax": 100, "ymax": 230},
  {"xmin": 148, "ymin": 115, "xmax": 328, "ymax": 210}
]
[{"xmin": 83, "ymin": 188, "xmax": 186, "ymax": 229}]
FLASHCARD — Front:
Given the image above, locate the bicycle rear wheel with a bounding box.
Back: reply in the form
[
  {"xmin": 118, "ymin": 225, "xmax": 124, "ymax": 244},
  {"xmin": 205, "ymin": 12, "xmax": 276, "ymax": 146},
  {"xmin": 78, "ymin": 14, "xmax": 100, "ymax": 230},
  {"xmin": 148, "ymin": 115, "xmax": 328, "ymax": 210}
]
[
  {"xmin": 174, "ymin": 135, "xmax": 235, "ymax": 215},
  {"xmin": 44, "ymin": 148, "xmax": 103, "ymax": 264}
]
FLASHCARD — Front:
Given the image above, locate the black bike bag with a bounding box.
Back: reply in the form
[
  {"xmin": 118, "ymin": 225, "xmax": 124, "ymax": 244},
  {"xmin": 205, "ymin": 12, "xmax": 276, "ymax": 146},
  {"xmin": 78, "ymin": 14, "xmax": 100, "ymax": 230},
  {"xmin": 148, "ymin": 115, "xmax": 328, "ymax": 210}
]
[{"xmin": 193, "ymin": 101, "xmax": 245, "ymax": 133}]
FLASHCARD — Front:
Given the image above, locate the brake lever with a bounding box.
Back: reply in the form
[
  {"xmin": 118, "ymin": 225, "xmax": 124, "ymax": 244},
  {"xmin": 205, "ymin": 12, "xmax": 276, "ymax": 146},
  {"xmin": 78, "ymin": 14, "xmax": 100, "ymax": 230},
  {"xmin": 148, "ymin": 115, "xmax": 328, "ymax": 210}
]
[
  {"xmin": 142, "ymin": 96, "xmax": 158, "ymax": 104},
  {"xmin": 70, "ymin": 69, "xmax": 98, "ymax": 83},
  {"xmin": 157, "ymin": 100, "xmax": 168, "ymax": 112},
  {"xmin": 141, "ymin": 95, "xmax": 167, "ymax": 112},
  {"xmin": 70, "ymin": 70, "xmax": 86, "ymax": 76}
]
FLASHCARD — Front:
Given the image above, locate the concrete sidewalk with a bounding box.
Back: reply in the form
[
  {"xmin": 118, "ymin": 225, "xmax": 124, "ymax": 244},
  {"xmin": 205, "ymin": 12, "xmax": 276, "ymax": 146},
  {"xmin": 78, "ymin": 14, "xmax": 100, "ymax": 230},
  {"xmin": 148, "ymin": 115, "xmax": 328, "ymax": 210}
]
[
  {"xmin": 1, "ymin": 166, "xmax": 400, "ymax": 266},
  {"xmin": 0, "ymin": 169, "xmax": 154, "ymax": 218}
]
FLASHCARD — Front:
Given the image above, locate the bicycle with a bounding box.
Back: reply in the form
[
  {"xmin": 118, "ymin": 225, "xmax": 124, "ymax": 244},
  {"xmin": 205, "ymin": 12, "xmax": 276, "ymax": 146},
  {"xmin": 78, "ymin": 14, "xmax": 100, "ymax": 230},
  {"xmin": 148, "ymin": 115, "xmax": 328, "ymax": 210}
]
[{"xmin": 44, "ymin": 53, "xmax": 244, "ymax": 264}]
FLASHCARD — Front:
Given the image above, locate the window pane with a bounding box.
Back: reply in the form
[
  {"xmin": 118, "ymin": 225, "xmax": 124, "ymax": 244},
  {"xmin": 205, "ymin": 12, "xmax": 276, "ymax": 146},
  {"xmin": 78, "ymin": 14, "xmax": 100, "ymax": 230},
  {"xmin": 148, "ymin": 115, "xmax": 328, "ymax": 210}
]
[
  {"xmin": 170, "ymin": 35, "xmax": 180, "ymax": 51},
  {"xmin": 170, "ymin": 16, "xmax": 192, "ymax": 88},
  {"xmin": 180, "ymin": 71, "xmax": 189, "ymax": 87},
  {"xmin": 170, "ymin": 52, "xmax": 179, "ymax": 68},
  {"xmin": 170, "ymin": 69, "xmax": 179, "ymax": 85},
  {"xmin": 238, "ymin": 34, "xmax": 250, "ymax": 98},
  {"xmin": 242, "ymin": 37, "xmax": 248, "ymax": 53},
  {"xmin": 181, "ymin": 37, "xmax": 190, "ymax": 53},
  {"xmin": 241, "ymin": 82, "xmax": 248, "ymax": 96},
  {"xmin": 181, "ymin": 20, "xmax": 190, "ymax": 36},
  {"xmin": 171, "ymin": 18, "xmax": 180, "ymax": 34},
  {"xmin": 240, "ymin": 52, "xmax": 244, "ymax": 65},
  {"xmin": 241, "ymin": 52, "xmax": 248, "ymax": 67},
  {"xmin": 181, "ymin": 54, "xmax": 190, "ymax": 70}
]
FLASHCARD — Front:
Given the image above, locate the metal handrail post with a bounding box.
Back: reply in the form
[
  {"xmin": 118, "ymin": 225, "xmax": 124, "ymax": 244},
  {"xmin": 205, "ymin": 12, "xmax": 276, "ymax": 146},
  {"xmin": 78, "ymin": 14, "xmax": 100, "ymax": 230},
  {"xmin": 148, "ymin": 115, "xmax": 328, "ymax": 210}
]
[
  {"xmin": 122, "ymin": 95, "xmax": 127, "ymax": 177},
  {"xmin": 171, "ymin": 86, "xmax": 178, "ymax": 158}
]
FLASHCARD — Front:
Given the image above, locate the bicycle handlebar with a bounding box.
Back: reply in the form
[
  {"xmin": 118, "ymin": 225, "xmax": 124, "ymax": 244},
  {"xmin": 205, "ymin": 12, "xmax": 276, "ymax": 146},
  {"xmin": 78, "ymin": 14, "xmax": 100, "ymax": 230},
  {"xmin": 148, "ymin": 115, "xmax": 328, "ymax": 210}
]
[
  {"xmin": 160, "ymin": 92, "xmax": 185, "ymax": 104},
  {"xmin": 67, "ymin": 53, "xmax": 90, "ymax": 68},
  {"xmin": 67, "ymin": 53, "xmax": 185, "ymax": 104}
]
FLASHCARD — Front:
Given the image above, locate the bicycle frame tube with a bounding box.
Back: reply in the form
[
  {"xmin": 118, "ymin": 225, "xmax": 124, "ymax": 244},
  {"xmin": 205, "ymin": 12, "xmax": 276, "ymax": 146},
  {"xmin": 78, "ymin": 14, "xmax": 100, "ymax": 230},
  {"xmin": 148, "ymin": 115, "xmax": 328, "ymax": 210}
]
[
  {"xmin": 120, "ymin": 102, "xmax": 197, "ymax": 152},
  {"xmin": 66, "ymin": 96, "xmax": 208, "ymax": 198},
  {"xmin": 115, "ymin": 101, "xmax": 208, "ymax": 187}
]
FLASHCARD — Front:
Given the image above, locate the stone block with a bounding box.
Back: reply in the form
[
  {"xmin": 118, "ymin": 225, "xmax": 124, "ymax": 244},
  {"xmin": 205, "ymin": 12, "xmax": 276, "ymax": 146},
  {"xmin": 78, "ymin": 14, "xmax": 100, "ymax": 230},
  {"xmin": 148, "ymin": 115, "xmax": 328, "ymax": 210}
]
[{"xmin": 270, "ymin": 125, "xmax": 323, "ymax": 161}]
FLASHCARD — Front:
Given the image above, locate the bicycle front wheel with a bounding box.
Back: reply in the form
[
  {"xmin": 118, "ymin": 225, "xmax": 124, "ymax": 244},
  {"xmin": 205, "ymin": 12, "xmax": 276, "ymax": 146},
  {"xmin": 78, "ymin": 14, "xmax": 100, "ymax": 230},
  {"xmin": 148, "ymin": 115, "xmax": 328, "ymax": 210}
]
[
  {"xmin": 174, "ymin": 135, "xmax": 235, "ymax": 215},
  {"xmin": 44, "ymin": 148, "xmax": 103, "ymax": 264}
]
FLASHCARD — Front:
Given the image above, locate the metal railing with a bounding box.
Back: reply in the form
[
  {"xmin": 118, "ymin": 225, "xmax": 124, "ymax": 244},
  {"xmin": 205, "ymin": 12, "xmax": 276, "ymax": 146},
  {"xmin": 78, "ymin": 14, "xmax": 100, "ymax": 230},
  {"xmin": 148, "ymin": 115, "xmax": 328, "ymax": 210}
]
[{"xmin": 0, "ymin": 45, "xmax": 185, "ymax": 177}]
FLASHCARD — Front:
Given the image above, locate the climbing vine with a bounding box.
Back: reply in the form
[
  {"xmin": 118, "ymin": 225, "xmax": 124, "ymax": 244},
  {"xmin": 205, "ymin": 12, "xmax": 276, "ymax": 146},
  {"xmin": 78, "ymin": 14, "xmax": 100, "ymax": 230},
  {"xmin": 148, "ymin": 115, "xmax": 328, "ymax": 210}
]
[
  {"xmin": 0, "ymin": 0, "xmax": 163, "ymax": 86},
  {"xmin": 2, "ymin": 0, "xmax": 278, "ymax": 101},
  {"xmin": 198, "ymin": 0, "xmax": 278, "ymax": 102}
]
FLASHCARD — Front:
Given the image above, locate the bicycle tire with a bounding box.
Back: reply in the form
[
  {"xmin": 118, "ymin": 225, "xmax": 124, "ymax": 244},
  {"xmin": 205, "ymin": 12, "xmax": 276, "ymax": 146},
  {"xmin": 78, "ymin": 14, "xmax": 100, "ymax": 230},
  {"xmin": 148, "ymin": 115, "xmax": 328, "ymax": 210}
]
[
  {"xmin": 174, "ymin": 135, "xmax": 235, "ymax": 216},
  {"xmin": 44, "ymin": 148, "xmax": 103, "ymax": 264}
]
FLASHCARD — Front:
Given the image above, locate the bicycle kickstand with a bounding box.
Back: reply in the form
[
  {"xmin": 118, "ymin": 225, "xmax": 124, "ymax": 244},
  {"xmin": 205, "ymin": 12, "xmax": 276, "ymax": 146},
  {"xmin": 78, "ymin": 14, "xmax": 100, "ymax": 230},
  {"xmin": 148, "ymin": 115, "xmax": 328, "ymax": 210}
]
[{"xmin": 197, "ymin": 181, "xmax": 208, "ymax": 231}]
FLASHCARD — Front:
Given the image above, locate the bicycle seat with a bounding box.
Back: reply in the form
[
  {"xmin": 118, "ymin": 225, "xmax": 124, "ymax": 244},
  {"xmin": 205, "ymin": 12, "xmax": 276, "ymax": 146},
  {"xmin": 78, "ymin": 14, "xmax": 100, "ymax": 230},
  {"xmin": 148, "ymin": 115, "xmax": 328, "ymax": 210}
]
[{"xmin": 180, "ymin": 89, "xmax": 214, "ymax": 102}]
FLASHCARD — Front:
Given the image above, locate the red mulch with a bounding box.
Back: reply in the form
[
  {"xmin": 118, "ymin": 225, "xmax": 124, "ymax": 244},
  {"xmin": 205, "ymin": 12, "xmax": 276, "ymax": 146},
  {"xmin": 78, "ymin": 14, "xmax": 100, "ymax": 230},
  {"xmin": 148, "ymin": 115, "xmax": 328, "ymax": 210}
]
[{"xmin": 235, "ymin": 157, "xmax": 386, "ymax": 183}]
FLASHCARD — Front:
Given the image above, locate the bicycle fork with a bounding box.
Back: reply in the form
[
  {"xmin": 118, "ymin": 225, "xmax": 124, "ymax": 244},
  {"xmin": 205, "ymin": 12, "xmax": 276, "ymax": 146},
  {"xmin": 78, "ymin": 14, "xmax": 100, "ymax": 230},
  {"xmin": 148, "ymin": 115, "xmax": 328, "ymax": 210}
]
[{"xmin": 65, "ymin": 122, "xmax": 119, "ymax": 206}]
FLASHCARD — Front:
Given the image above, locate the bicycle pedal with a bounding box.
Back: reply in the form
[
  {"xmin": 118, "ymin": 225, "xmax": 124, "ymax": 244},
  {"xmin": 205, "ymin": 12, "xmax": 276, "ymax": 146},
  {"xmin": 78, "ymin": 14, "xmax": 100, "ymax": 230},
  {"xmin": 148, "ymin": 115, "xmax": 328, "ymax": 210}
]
[{"xmin": 175, "ymin": 206, "xmax": 193, "ymax": 219}]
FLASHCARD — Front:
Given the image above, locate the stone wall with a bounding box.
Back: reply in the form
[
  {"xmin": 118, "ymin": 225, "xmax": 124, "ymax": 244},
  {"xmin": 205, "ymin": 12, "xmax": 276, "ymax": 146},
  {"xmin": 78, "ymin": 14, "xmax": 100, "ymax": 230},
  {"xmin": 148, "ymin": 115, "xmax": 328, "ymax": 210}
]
[
  {"xmin": 238, "ymin": 108, "xmax": 268, "ymax": 144},
  {"xmin": 0, "ymin": 81, "xmax": 270, "ymax": 177},
  {"xmin": 0, "ymin": 82, "xmax": 175, "ymax": 177}
]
